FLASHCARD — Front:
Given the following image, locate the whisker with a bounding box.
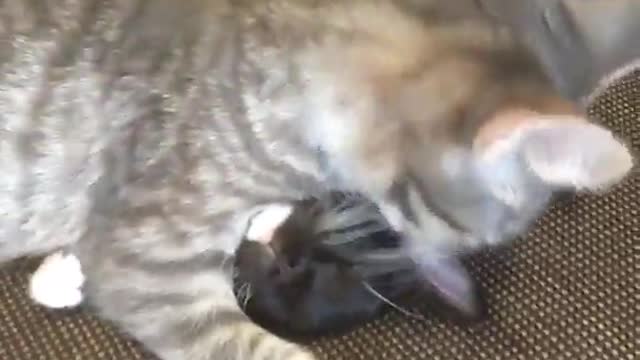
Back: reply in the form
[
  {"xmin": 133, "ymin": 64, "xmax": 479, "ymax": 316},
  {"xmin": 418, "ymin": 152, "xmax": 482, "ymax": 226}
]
[
  {"xmin": 361, "ymin": 281, "xmax": 426, "ymax": 320},
  {"xmin": 235, "ymin": 282, "xmax": 253, "ymax": 310}
]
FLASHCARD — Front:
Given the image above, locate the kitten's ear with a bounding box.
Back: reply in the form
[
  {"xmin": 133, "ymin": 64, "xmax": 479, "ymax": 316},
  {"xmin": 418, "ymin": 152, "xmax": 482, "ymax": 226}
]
[
  {"xmin": 522, "ymin": 122, "xmax": 633, "ymax": 190},
  {"xmin": 475, "ymin": 110, "xmax": 633, "ymax": 191},
  {"xmin": 418, "ymin": 257, "xmax": 479, "ymax": 317}
]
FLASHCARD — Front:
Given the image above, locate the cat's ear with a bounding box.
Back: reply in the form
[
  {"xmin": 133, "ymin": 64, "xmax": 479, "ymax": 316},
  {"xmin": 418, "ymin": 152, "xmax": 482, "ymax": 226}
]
[
  {"xmin": 418, "ymin": 257, "xmax": 480, "ymax": 317},
  {"xmin": 522, "ymin": 121, "xmax": 633, "ymax": 190},
  {"xmin": 474, "ymin": 109, "xmax": 633, "ymax": 191}
]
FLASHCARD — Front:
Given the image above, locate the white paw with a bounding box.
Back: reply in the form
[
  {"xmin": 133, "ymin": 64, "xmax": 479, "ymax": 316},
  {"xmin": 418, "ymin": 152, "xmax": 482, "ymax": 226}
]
[
  {"xmin": 246, "ymin": 204, "xmax": 294, "ymax": 244},
  {"xmin": 290, "ymin": 350, "xmax": 316, "ymax": 360},
  {"xmin": 29, "ymin": 252, "xmax": 85, "ymax": 309}
]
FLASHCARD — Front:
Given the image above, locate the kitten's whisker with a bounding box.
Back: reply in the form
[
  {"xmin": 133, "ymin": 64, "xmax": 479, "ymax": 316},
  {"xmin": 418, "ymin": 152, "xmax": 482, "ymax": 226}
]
[
  {"xmin": 235, "ymin": 282, "xmax": 253, "ymax": 310},
  {"xmin": 361, "ymin": 281, "xmax": 426, "ymax": 321}
]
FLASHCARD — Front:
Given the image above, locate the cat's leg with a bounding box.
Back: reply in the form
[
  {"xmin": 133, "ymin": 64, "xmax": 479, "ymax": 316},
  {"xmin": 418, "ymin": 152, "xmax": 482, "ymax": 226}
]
[
  {"xmin": 77, "ymin": 207, "xmax": 316, "ymax": 360},
  {"xmin": 29, "ymin": 251, "xmax": 85, "ymax": 309},
  {"xmin": 92, "ymin": 263, "xmax": 314, "ymax": 360},
  {"xmin": 28, "ymin": 202, "xmax": 296, "ymax": 311}
]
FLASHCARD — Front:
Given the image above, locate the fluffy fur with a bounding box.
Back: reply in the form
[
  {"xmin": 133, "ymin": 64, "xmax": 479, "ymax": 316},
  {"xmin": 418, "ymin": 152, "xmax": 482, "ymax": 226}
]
[{"xmin": 0, "ymin": 1, "xmax": 633, "ymax": 360}]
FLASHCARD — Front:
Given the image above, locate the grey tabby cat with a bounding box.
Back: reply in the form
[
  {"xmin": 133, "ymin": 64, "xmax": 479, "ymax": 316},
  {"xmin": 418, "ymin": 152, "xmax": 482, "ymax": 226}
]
[{"xmin": 0, "ymin": 1, "xmax": 633, "ymax": 360}]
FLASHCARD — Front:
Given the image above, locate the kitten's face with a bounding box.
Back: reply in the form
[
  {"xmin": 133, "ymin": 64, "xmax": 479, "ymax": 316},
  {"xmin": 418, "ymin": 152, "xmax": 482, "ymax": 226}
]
[{"xmin": 234, "ymin": 201, "xmax": 422, "ymax": 338}]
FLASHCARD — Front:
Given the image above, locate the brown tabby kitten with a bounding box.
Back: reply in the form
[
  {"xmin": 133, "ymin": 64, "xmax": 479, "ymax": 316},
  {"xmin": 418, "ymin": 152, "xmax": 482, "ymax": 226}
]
[
  {"xmin": 0, "ymin": 1, "xmax": 633, "ymax": 360},
  {"xmin": 234, "ymin": 195, "xmax": 435, "ymax": 340}
]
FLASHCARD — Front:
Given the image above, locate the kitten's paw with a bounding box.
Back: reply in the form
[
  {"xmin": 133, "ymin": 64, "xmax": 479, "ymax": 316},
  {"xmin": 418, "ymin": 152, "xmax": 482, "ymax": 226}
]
[
  {"xmin": 275, "ymin": 344, "xmax": 316, "ymax": 360},
  {"xmin": 29, "ymin": 252, "xmax": 85, "ymax": 309},
  {"xmin": 246, "ymin": 204, "xmax": 293, "ymax": 244},
  {"xmin": 289, "ymin": 350, "xmax": 316, "ymax": 360}
]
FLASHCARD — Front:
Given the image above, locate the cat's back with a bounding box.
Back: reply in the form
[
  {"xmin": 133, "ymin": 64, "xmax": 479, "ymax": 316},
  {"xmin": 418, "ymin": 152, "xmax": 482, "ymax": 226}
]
[
  {"xmin": 0, "ymin": 0, "xmax": 239, "ymax": 257},
  {"xmin": 0, "ymin": 0, "xmax": 521, "ymax": 260},
  {"xmin": 0, "ymin": 0, "xmax": 334, "ymax": 260}
]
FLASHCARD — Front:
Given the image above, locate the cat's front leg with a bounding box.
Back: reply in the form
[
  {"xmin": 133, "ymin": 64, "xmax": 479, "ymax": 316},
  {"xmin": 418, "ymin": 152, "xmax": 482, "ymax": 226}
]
[
  {"xmin": 74, "ymin": 204, "xmax": 316, "ymax": 360},
  {"xmin": 27, "ymin": 204, "xmax": 297, "ymax": 311}
]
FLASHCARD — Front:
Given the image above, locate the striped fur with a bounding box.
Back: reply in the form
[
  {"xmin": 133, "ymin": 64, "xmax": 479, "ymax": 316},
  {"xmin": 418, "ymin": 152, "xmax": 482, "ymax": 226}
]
[
  {"xmin": 0, "ymin": 1, "xmax": 327, "ymax": 359},
  {"xmin": 233, "ymin": 194, "xmax": 414, "ymax": 339},
  {"xmin": 0, "ymin": 1, "xmax": 632, "ymax": 360}
]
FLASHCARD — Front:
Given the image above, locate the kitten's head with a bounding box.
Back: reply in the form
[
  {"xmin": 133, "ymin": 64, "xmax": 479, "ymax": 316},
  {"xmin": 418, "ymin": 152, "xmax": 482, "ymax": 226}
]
[
  {"xmin": 305, "ymin": 5, "xmax": 634, "ymax": 315},
  {"xmin": 234, "ymin": 197, "xmax": 442, "ymax": 338}
]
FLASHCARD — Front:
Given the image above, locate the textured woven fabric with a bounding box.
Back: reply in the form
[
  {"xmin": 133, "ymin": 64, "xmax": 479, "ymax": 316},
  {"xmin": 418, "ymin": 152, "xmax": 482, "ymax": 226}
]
[{"xmin": 0, "ymin": 72, "xmax": 637, "ymax": 360}]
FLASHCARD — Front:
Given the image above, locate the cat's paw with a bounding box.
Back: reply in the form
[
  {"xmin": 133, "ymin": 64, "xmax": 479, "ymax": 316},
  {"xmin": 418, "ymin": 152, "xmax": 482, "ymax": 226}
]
[
  {"xmin": 273, "ymin": 343, "xmax": 316, "ymax": 360},
  {"xmin": 289, "ymin": 350, "xmax": 316, "ymax": 360},
  {"xmin": 246, "ymin": 204, "xmax": 293, "ymax": 244},
  {"xmin": 29, "ymin": 252, "xmax": 85, "ymax": 309}
]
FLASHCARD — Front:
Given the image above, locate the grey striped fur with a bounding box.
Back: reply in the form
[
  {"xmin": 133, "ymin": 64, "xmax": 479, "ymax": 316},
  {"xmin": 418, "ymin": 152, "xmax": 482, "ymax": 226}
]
[{"xmin": 0, "ymin": 1, "xmax": 632, "ymax": 360}]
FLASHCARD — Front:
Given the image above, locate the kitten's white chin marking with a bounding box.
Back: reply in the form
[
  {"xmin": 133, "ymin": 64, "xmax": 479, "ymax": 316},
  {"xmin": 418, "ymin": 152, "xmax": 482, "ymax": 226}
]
[
  {"xmin": 29, "ymin": 252, "xmax": 85, "ymax": 309},
  {"xmin": 246, "ymin": 204, "xmax": 294, "ymax": 244}
]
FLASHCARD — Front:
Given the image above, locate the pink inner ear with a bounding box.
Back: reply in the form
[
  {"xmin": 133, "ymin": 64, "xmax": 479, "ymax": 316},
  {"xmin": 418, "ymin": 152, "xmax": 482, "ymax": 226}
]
[
  {"xmin": 473, "ymin": 108, "xmax": 587, "ymax": 162},
  {"xmin": 473, "ymin": 109, "xmax": 541, "ymax": 153}
]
